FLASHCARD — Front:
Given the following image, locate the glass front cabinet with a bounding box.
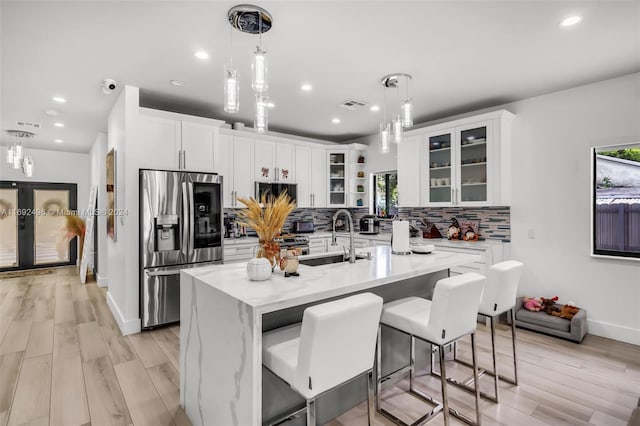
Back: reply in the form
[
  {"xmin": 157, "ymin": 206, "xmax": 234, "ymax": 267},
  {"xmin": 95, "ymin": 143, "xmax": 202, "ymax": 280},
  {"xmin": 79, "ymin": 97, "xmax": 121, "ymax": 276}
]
[{"xmin": 422, "ymin": 110, "xmax": 514, "ymax": 207}]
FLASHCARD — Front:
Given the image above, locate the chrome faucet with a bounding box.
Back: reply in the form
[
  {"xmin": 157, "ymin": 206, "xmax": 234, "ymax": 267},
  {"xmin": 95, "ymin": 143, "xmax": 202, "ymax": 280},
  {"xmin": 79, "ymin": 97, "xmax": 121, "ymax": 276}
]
[{"xmin": 331, "ymin": 209, "xmax": 356, "ymax": 263}]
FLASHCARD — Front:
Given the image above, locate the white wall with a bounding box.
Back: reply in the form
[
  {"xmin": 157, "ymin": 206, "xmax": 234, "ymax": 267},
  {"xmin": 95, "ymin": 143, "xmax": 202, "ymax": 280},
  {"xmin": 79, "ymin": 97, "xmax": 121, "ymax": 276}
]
[
  {"xmin": 89, "ymin": 133, "xmax": 108, "ymax": 287},
  {"xmin": 0, "ymin": 147, "xmax": 91, "ymax": 265},
  {"xmin": 507, "ymin": 73, "xmax": 640, "ymax": 345},
  {"xmin": 360, "ymin": 72, "xmax": 640, "ymax": 344}
]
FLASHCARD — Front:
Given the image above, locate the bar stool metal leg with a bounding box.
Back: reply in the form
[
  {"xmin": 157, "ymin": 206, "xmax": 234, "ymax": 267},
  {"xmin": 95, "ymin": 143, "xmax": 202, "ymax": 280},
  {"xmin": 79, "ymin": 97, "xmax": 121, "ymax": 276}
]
[
  {"xmin": 470, "ymin": 333, "xmax": 482, "ymax": 425},
  {"xmin": 489, "ymin": 316, "xmax": 500, "ymax": 402},
  {"xmin": 375, "ymin": 326, "xmax": 382, "ymax": 412},
  {"xmin": 510, "ymin": 308, "xmax": 519, "ymax": 385},
  {"xmin": 438, "ymin": 344, "xmax": 451, "ymax": 426},
  {"xmin": 367, "ymin": 370, "xmax": 375, "ymax": 425},
  {"xmin": 306, "ymin": 399, "xmax": 316, "ymax": 425},
  {"xmin": 409, "ymin": 336, "xmax": 416, "ymax": 393}
]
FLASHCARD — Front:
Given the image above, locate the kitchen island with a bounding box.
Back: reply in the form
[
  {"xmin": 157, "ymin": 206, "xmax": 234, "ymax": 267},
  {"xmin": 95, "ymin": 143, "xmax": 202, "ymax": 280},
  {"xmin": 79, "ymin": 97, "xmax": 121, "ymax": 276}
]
[{"xmin": 180, "ymin": 245, "xmax": 479, "ymax": 426}]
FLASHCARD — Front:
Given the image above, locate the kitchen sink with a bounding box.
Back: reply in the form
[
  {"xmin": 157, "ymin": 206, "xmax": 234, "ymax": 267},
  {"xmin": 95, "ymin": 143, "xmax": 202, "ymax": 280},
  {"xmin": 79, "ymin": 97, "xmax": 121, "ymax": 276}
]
[{"xmin": 299, "ymin": 252, "xmax": 369, "ymax": 267}]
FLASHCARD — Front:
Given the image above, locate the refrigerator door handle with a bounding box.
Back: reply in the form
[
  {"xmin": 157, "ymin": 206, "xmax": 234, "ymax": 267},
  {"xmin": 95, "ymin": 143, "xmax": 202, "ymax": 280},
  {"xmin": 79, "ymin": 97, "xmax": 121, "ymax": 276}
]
[
  {"xmin": 181, "ymin": 181, "xmax": 189, "ymax": 256},
  {"xmin": 188, "ymin": 181, "xmax": 195, "ymax": 255}
]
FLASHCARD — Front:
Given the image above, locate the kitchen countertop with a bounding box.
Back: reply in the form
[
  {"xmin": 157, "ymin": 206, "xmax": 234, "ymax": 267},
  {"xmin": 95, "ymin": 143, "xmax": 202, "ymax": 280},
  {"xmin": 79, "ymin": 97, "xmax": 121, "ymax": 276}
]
[{"xmin": 183, "ymin": 245, "xmax": 479, "ymax": 313}]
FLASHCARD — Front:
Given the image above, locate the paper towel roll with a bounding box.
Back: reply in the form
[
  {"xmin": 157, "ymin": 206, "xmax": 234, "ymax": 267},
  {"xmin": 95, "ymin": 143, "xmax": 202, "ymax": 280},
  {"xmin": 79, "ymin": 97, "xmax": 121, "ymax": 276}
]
[{"xmin": 392, "ymin": 221, "xmax": 411, "ymax": 255}]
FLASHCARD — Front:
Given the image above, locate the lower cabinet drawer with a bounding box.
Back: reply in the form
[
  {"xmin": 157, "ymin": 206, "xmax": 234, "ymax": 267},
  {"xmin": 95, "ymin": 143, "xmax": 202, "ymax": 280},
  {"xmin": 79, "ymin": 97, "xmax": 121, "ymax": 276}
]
[{"xmin": 224, "ymin": 245, "xmax": 255, "ymax": 263}]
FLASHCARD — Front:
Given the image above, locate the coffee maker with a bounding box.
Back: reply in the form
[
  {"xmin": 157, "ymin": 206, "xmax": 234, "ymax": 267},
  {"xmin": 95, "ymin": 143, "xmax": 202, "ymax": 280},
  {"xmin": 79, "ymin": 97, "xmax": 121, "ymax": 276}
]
[{"xmin": 359, "ymin": 215, "xmax": 380, "ymax": 234}]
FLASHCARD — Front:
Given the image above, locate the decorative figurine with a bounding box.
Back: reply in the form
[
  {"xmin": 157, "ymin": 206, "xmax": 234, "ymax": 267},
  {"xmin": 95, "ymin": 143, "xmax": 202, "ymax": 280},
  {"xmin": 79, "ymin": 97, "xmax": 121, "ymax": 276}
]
[
  {"xmin": 447, "ymin": 218, "xmax": 461, "ymax": 240},
  {"xmin": 261, "ymin": 167, "xmax": 269, "ymax": 178}
]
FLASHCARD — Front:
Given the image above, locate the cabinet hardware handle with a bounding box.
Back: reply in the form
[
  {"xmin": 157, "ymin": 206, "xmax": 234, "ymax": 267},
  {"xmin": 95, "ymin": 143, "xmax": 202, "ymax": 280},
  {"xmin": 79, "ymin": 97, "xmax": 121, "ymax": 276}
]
[{"xmin": 183, "ymin": 151, "xmax": 186, "ymax": 170}]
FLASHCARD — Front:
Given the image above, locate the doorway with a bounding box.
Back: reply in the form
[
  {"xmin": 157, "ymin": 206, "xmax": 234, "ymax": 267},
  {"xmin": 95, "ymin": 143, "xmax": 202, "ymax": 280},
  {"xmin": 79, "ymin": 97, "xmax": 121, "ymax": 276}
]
[{"xmin": 0, "ymin": 181, "xmax": 78, "ymax": 271}]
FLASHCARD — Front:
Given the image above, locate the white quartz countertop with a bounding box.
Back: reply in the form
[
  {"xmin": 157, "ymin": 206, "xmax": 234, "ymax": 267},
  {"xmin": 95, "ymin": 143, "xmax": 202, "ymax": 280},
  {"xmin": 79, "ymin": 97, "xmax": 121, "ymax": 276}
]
[{"xmin": 184, "ymin": 245, "xmax": 480, "ymax": 313}]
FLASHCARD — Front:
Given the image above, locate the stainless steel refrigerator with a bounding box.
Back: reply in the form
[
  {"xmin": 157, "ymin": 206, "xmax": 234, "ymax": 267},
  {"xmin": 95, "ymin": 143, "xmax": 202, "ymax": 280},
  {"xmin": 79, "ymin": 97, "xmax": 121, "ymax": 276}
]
[{"xmin": 139, "ymin": 169, "xmax": 223, "ymax": 329}]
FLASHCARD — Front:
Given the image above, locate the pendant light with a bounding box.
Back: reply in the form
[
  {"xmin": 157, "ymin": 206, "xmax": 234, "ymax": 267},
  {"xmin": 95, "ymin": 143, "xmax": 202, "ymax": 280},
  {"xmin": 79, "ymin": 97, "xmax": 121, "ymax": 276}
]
[
  {"xmin": 5, "ymin": 130, "xmax": 35, "ymax": 177},
  {"xmin": 401, "ymin": 74, "xmax": 413, "ymax": 128},
  {"xmin": 379, "ymin": 84, "xmax": 390, "ymax": 154},
  {"xmin": 224, "ymin": 65, "xmax": 239, "ymax": 113},
  {"xmin": 227, "ymin": 5, "xmax": 273, "ymax": 132},
  {"xmin": 254, "ymin": 94, "xmax": 268, "ymax": 133},
  {"xmin": 224, "ymin": 27, "xmax": 239, "ymax": 113},
  {"xmin": 379, "ymin": 73, "xmax": 414, "ymax": 150}
]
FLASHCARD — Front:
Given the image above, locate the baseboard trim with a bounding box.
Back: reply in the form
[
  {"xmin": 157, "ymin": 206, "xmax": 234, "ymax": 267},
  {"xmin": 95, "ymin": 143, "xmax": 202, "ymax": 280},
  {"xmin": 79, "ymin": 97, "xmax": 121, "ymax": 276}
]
[
  {"xmin": 96, "ymin": 273, "xmax": 108, "ymax": 288},
  {"xmin": 587, "ymin": 319, "xmax": 640, "ymax": 345},
  {"xmin": 106, "ymin": 292, "xmax": 141, "ymax": 336}
]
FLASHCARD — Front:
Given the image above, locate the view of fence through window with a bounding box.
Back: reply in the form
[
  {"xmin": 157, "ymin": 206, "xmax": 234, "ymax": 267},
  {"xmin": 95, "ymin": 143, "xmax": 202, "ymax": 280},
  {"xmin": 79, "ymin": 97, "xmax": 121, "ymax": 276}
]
[
  {"xmin": 374, "ymin": 172, "xmax": 398, "ymax": 218},
  {"xmin": 593, "ymin": 143, "xmax": 640, "ymax": 258}
]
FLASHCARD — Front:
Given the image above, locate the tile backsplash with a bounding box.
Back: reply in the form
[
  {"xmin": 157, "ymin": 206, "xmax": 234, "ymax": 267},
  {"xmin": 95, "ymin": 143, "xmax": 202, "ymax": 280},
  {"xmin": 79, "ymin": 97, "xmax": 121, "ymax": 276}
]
[{"xmin": 224, "ymin": 206, "xmax": 510, "ymax": 242}]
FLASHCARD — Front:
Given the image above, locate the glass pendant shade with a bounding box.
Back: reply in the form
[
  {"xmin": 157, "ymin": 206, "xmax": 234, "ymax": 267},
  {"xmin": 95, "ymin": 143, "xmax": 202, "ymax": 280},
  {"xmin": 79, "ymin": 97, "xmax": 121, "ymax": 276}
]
[
  {"xmin": 401, "ymin": 100, "xmax": 413, "ymax": 128},
  {"xmin": 224, "ymin": 65, "xmax": 239, "ymax": 113},
  {"xmin": 251, "ymin": 48, "xmax": 268, "ymax": 93},
  {"xmin": 391, "ymin": 116, "xmax": 403, "ymax": 144},
  {"xmin": 23, "ymin": 156, "xmax": 33, "ymax": 177},
  {"xmin": 6, "ymin": 145, "xmax": 14, "ymax": 163},
  {"xmin": 14, "ymin": 143, "xmax": 23, "ymax": 160},
  {"xmin": 254, "ymin": 95, "xmax": 268, "ymax": 133},
  {"xmin": 379, "ymin": 122, "xmax": 390, "ymax": 154}
]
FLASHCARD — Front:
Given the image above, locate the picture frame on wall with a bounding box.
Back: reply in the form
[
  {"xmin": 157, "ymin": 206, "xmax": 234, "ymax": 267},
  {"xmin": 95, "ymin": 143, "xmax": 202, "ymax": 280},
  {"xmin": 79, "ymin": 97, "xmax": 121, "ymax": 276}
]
[{"xmin": 106, "ymin": 148, "xmax": 116, "ymax": 241}]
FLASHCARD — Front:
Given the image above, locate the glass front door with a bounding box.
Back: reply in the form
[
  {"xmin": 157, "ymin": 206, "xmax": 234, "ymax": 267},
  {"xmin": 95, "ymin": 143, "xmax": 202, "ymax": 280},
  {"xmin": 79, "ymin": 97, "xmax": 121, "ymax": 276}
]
[{"xmin": 0, "ymin": 181, "xmax": 77, "ymax": 271}]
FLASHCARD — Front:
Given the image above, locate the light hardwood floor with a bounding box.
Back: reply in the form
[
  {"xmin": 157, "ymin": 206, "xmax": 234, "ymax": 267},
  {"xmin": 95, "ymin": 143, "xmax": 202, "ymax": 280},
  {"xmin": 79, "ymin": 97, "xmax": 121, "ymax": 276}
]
[{"xmin": 1, "ymin": 266, "xmax": 639, "ymax": 426}]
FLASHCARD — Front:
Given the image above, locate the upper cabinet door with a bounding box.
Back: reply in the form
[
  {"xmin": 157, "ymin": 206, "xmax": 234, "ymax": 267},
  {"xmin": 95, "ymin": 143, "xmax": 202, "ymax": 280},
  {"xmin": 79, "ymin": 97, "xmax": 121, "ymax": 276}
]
[
  {"xmin": 216, "ymin": 133, "xmax": 234, "ymax": 208},
  {"xmin": 423, "ymin": 129, "xmax": 455, "ymax": 206},
  {"xmin": 254, "ymin": 138, "xmax": 275, "ymax": 182},
  {"xmin": 136, "ymin": 114, "xmax": 179, "ymax": 170},
  {"xmin": 233, "ymin": 136, "xmax": 255, "ymax": 202},
  {"xmin": 295, "ymin": 146, "xmax": 311, "ymax": 207},
  {"xmin": 457, "ymin": 120, "xmax": 493, "ymax": 206},
  {"xmin": 397, "ymin": 135, "xmax": 421, "ymax": 207},
  {"xmin": 328, "ymin": 150, "xmax": 347, "ymax": 207},
  {"xmin": 276, "ymin": 142, "xmax": 295, "ymax": 182},
  {"xmin": 310, "ymin": 147, "xmax": 327, "ymax": 208},
  {"xmin": 180, "ymin": 121, "xmax": 214, "ymax": 172}
]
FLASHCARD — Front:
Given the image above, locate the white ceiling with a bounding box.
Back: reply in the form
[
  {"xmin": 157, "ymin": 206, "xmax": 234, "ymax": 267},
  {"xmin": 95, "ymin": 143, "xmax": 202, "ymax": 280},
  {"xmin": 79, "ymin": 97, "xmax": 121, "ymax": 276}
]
[{"xmin": 1, "ymin": 1, "xmax": 639, "ymax": 153}]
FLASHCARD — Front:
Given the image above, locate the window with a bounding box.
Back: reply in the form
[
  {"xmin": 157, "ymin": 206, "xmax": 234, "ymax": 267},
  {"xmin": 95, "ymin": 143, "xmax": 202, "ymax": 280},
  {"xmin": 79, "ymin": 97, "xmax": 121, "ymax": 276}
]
[
  {"xmin": 592, "ymin": 143, "xmax": 640, "ymax": 259},
  {"xmin": 373, "ymin": 172, "xmax": 398, "ymax": 218}
]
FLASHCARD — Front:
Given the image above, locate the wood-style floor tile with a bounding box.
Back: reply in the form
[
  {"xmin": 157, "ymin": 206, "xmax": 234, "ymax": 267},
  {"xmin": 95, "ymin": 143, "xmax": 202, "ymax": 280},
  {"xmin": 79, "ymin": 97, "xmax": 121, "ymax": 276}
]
[
  {"xmin": 50, "ymin": 354, "xmax": 90, "ymax": 426},
  {"xmin": 114, "ymin": 359, "xmax": 175, "ymax": 426},
  {"xmin": 78, "ymin": 321, "xmax": 108, "ymax": 361},
  {"xmin": 0, "ymin": 320, "xmax": 31, "ymax": 355},
  {"xmin": 83, "ymin": 356, "xmax": 132, "ymax": 426},
  {"xmin": 0, "ymin": 351, "xmax": 23, "ymax": 423},
  {"xmin": 24, "ymin": 319, "xmax": 53, "ymax": 359},
  {"xmin": 128, "ymin": 332, "xmax": 169, "ymax": 368},
  {"xmin": 7, "ymin": 354, "xmax": 51, "ymax": 426}
]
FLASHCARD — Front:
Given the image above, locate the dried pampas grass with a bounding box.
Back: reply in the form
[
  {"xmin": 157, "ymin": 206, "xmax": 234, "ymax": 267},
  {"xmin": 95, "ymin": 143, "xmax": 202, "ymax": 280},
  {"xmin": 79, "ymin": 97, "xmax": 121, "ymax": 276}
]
[{"xmin": 235, "ymin": 192, "xmax": 296, "ymax": 242}]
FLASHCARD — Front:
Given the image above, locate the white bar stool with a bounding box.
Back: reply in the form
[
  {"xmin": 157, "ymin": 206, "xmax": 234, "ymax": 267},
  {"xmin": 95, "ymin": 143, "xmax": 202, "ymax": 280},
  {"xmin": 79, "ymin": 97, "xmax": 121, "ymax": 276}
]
[
  {"xmin": 452, "ymin": 260, "xmax": 524, "ymax": 403},
  {"xmin": 376, "ymin": 273, "xmax": 486, "ymax": 426},
  {"xmin": 262, "ymin": 293, "xmax": 383, "ymax": 425}
]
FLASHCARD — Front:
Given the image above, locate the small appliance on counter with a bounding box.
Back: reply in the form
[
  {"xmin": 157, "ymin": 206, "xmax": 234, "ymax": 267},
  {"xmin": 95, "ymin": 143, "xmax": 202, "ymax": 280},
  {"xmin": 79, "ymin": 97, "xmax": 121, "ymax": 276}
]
[
  {"xmin": 224, "ymin": 217, "xmax": 246, "ymax": 238},
  {"xmin": 359, "ymin": 215, "xmax": 380, "ymax": 234},
  {"xmin": 291, "ymin": 220, "xmax": 314, "ymax": 234}
]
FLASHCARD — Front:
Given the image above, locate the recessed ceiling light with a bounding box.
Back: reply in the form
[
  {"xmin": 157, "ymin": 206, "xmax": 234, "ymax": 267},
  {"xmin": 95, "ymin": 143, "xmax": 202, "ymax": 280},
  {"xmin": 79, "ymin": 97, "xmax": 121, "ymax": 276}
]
[
  {"xmin": 194, "ymin": 50, "xmax": 209, "ymax": 60},
  {"xmin": 54, "ymin": 122, "xmax": 64, "ymax": 128},
  {"xmin": 54, "ymin": 139, "xmax": 63, "ymax": 143},
  {"xmin": 45, "ymin": 109, "xmax": 59, "ymax": 116},
  {"xmin": 370, "ymin": 105, "xmax": 380, "ymax": 112},
  {"xmin": 332, "ymin": 118, "xmax": 341, "ymax": 124},
  {"xmin": 52, "ymin": 96, "xmax": 66, "ymax": 103},
  {"xmin": 560, "ymin": 16, "xmax": 583, "ymax": 27},
  {"xmin": 170, "ymin": 80, "xmax": 185, "ymax": 86},
  {"xmin": 267, "ymin": 102, "xmax": 275, "ymax": 108},
  {"xmin": 301, "ymin": 84, "xmax": 312, "ymax": 92}
]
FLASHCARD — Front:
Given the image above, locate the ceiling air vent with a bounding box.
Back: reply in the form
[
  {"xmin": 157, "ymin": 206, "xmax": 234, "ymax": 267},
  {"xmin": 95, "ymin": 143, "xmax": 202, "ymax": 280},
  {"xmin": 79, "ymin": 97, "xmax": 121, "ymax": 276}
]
[
  {"xmin": 339, "ymin": 99, "xmax": 368, "ymax": 111},
  {"xmin": 6, "ymin": 129, "xmax": 36, "ymax": 138},
  {"xmin": 16, "ymin": 121, "xmax": 41, "ymax": 129}
]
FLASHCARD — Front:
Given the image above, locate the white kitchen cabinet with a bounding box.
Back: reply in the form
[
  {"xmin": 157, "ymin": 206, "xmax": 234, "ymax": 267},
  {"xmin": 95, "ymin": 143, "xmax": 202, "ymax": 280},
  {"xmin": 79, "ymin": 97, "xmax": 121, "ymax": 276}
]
[
  {"xmin": 223, "ymin": 241, "xmax": 256, "ymax": 263},
  {"xmin": 216, "ymin": 133, "xmax": 254, "ymax": 208},
  {"xmin": 397, "ymin": 135, "xmax": 421, "ymax": 207},
  {"xmin": 180, "ymin": 121, "xmax": 214, "ymax": 172},
  {"xmin": 327, "ymin": 150, "xmax": 348, "ymax": 207},
  {"xmin": 136, "ymin": 109, "xmax": 216, "ymax": 172},
  {"xmin": 349, "ymin": 148, "xmax": 367, "ymax": 208},
  {"xmin": 308, "ymin": 237, "xmax": 327, "ymax": 254},
  {"xmin": 254, "ymin": 139, "xmax": 295, "ymax": 182},
  {"xmin": 136, "ymin": 113, "xmax": 179, "ymax": 169},
  {"xmin": 295, "ymin": 145, "xmax": 327, "ymax": 208},
  {"xmin": 420, "ymin": 110, "xmax": 514, "ymax": 207}
]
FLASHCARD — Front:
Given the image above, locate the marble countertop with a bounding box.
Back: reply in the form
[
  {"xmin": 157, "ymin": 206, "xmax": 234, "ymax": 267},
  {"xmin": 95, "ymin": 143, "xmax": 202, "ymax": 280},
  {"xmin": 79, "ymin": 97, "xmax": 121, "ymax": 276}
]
[{"xmin": 183, "ymin": 245, "xmax": 479, "ymax": 313}]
